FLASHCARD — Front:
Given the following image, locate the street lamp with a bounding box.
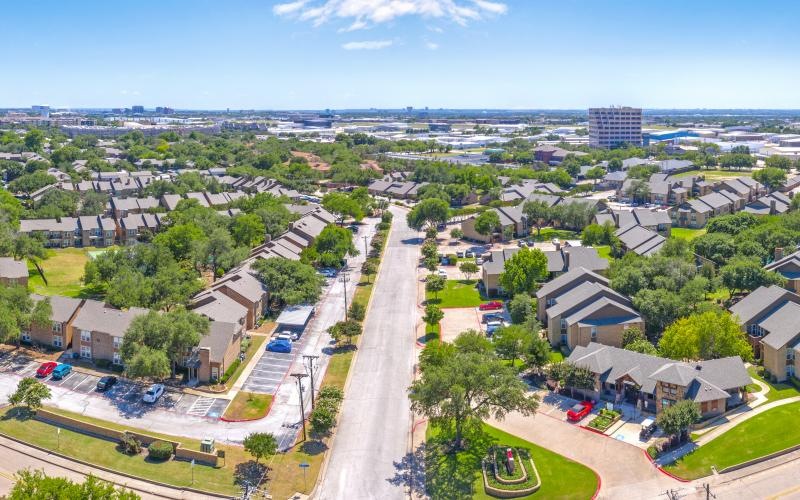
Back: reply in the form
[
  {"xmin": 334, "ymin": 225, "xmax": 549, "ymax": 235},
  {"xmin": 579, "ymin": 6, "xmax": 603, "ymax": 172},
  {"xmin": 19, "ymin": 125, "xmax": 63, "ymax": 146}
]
[{"xmin": 290, "ymin": 372, "xmax": 309, "ymax": 442}]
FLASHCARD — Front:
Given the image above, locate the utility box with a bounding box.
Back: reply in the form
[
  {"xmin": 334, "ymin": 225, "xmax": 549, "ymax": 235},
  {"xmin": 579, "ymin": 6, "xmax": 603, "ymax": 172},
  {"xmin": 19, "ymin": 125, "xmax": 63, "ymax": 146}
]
[{"xmin": 201, "ymin": 438, "xmax": 215, "ymax": 453}]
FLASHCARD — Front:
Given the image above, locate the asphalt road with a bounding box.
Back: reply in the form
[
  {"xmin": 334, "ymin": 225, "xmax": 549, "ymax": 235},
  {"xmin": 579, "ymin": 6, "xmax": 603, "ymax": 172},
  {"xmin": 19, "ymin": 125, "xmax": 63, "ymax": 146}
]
[{"xmin": 317, "ymin": 206, "xmax": 420, "ymax": 500}]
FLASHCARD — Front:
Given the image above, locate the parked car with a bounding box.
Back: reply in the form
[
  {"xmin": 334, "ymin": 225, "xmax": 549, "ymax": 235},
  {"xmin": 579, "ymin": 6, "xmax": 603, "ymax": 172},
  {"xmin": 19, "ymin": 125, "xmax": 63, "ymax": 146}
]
[
  {"xmin": 518, "ymin": 240, "xmax": 528, "ymax": 247},
  {"xmin": 437, "ymin": 268, "xmax": 448, "ymax": 278},
  {"xmin": 347, "ymin": 224, "xmax": 359, "ymax": 233},
  {"xmin": 482, "ymin": 312, "xmax": 503, "ymax": 323},
  {"xmin": 476, "ymin": 257, "xmax": 484, "ymax": 265},
  {"xmin": 96, "ymin": 375, "xmax": 118, "ymax": 391},
  {"xmin": 479, "ymin": 301, "xmax": 503, "ymax": 311},
  {"xmin": 267, "ymin": 339, "xmax": 293, "ymax": 353},
  {"xmin": 566, "ymin": 401, "xmax": 594, "ymax": 422},
  {"xmin": 486, "ymin": 321, "xmax": 503, "ymax": 335},
  {"xmin": 456, "ymin": 251, "xmax": 465, "ymax": 258},
  {"xmin": 51, "ymin": 363, "xmax": 72, "ymax": 380},
  {"xmin": 464, "ymin": 250, "xmax": 475, "ymax": 258},
  {"xmin": 142, "ymin": 383, "xmax": 165, "ymax": 403},
  {"xmin": 36, "ymin": 361, "xmax": 58, "ymax": 378},
  {"xmin": 319, "ymin": 268, "xmax": 337, "ymax": 278},
  {"xmin": 275, "ymin": 331, "xmax": 298, "ymax": 342}
]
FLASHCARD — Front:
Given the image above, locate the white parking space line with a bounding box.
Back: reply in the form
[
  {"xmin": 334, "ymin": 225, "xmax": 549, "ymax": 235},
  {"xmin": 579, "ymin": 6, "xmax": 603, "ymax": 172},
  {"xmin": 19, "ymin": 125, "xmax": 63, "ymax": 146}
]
[
  {"xmin": 187, "ymin": 397, "xmax": 216, "ymax": 416},
  {"xmin": 57, "ymin": 372, "xmax": 76, "ymax": 385},
  {"xmin": 251, "ymin": 368, "xmax": 287, "ymax": 376},
  {"xmin": 173, "ymin": 393, "xmax": 184, "ymax": 405},
  {"xmin": 72, "ymin": 375, "xmax": 93, "ymax": 392}
]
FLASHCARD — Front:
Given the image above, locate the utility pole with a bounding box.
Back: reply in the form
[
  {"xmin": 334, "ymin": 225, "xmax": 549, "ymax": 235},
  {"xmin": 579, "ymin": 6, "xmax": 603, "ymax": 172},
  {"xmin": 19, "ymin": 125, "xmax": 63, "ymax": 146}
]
[
  {"xmin": 303, "ymin": 354, "xmax": 320, "ymax": 409},
  {"xmin": 703, "ymin": 483, "xmax": 715, "ymax": 500},
  {"xmin": 363, "ymin": 235, "xmax": 369, "ymax": 256},
  {"xmin": 291, "ymin": 372, "xmax": 309, "ymax": 442},
  {"xmin": 341, "ymin": 267, "xmax": 350, "ymax": 321}
]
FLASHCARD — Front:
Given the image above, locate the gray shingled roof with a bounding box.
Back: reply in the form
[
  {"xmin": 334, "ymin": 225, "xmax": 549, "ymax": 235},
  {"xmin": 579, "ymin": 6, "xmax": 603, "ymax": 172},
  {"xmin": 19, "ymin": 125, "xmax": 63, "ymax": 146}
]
[
  {"xmin": 729, "ymin": 285, "xmax": 795, "ymax": 325},
  {"xmin": 759, "ymin": 301, "xmax": 800, "ymax": 349},
  {"xmin": 198, "ymin": 320, "xmax": 239, "ymax": 364},
  {"xmin": 71, "ymin": 299, "xmax": 148, "ymax": 338},
  {"xmin": 31, "ymin": 294, "xmax": 82, "ymax": 324},
  {"xmin": 536, "ymin": 267, "xmax": 609, "ymax": 299},
  {"xmin": 0, "ymin": 258, "xmax": 28, "ymax": 279}
]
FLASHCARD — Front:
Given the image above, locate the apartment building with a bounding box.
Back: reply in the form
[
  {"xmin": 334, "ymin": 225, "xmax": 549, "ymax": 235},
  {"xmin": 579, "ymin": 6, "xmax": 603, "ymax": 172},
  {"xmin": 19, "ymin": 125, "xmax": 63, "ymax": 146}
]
[
  {"xmin": 588, "ymin": 107, "xmax": 643, "ymax": 148},
  {"xmin": 567, "ymin": 343, "xmax": 750, "ymax": 418},
  {"xmin": 24, "ymin": 295, "xmax": 83, "ymax": 349},
  {"xmin": 70, "ymin": 299, "xmax": 148, "ymax": 364},
  {"xmin": 0, "ymin": 258, "xmax": 28, "ymax": 286},
  {"xmin": 19, "ymin": 216, "xmax": 118, "ymax": 248},
  {"xmin": 186, "ymin": 320, "xmax": 244, "ymax": 383}
]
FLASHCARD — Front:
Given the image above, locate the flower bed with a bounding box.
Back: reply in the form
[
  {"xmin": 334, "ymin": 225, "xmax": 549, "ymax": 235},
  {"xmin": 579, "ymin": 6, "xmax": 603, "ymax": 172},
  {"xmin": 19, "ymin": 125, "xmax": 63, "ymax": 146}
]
[
  {"xmin": 586, "ymin": 408, "xmax": 622, "ymax": 432},
  {"xmin": 482, "ymin": 446, "xmax": 542, "ymax": 498}
]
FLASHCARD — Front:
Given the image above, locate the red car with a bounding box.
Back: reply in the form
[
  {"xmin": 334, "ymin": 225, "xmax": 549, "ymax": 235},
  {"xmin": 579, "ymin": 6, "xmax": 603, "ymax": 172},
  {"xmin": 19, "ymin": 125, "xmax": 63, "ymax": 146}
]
[
  {"xmin": 479, "ymin": 301, "xmax": 503, "ymax": 311},
  {"xmin": 567, "ymin": 401, "xmax": 593, "ymax": 422},
  {"xmin": 36, "ymin": 361, "xmax": 58, "ymax": 378}
]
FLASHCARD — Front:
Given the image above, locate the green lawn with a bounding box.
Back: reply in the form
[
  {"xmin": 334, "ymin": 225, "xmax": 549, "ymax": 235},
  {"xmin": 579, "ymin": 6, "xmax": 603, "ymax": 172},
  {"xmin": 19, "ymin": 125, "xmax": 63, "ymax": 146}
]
[
  {"xmin": 671, "ymin": 169, "xmax": 753, "ymax": 181},
  {"xmin": 426, "ymin": 423, "xmax": 597, "ymax": 499},
  {"xmin": 596, "ymin": 245, "xmax": 612, "ymax": 261},
  {"xmin": 664, "ymin": 401, "xmax": 800, "ymax": 479},
  {"xmin": 27, "ymin": 247, "xmax": 112, "ymax": 298},
  {"xmin": 0, "ymin": 407, "xmax": 245, "ymax": 495},
  {"xmin": 426, "ymin": 279, "xmax": 487, "ymax": 308},
  {"xmin": 222, "ymin": 391, "xmax": 273, "ymax": 420},
  {"xmin": 548, "ymin": 346, "xmax": 564, "ymax": 363},
  {"xmin": 424, "ymin": 323, "xmax": 441, "ymax": 343},
  {"xmin": 748, "ymin": 366, "xmax": 800, "ymax": 401},
  {"xmin": 530, "ymin": 228, "xmax": 578, "ymax": 243},
  {"xmin": 670, "ymin": 227, "xmax": 706, "ymax": 241}
]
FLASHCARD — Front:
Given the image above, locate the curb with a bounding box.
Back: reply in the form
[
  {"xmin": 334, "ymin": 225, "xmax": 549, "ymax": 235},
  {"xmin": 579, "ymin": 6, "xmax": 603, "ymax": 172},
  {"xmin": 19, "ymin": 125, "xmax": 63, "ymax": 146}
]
[
  {"xmin": 219, "ymin": 391, "xmax": 278, "ymax": 423},
  {"xmin": 590, "ymin": 467, "xmax": 602, "ymax": 500},
  {"xmin": 642, "ymin": 448, "xmax": 690, "ymax": 482},
  {"xmin": 0, "ymin": 431, "xmax": 232, "ymax": 498}
]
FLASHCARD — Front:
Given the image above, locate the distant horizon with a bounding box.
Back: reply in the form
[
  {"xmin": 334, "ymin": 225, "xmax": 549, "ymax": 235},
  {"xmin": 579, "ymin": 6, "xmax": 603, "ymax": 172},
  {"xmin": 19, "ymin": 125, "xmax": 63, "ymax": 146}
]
[{"xmin": 3, "ymin": 1, "xmax": 800, "ymax": 109}]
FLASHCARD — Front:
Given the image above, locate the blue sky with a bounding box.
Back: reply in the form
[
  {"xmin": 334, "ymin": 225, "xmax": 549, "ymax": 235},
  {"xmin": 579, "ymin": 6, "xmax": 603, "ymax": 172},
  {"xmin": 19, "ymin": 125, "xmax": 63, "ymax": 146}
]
[{"xmin": 4, "ymin": 0, "xmax": 800, "ymax": 110}]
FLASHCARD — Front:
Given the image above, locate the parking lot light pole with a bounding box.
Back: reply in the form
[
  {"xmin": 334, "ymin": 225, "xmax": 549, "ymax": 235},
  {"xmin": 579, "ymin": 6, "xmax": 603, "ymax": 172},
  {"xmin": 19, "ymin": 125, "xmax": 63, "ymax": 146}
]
[
  {"xmin": 363, "ymin": 235, "xmax": 368, "ymax": 256},
  {"xmin": 291, "ymin": 372, "xmax": 309, "ymax": 442},
  {"xmin": 303, "ymin": 355, "xmax": 320, "ymax": 410}
]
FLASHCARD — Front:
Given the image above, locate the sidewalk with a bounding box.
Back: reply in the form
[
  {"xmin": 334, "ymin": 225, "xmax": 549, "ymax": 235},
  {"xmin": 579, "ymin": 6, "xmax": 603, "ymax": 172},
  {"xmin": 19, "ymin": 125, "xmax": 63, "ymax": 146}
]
[{"xmin": 0, "ymin": 434, "xmax": 226, "ymax": 500}]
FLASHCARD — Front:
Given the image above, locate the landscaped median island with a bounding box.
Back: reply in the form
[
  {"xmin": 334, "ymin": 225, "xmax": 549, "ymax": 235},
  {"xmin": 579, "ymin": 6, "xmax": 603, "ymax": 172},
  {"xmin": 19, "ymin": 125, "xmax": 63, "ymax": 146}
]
[
  {"xmin": 0, "ymin": 406, "xmax": 246, "ymax": 495},
  {"xmin": 586, "ymin": 408, "xmax": 622, "ymax": 432},
  {"xmin": 222, "ymin": 391, "xmax": 273, "ymax": 421},
  {"xmin": 426, "ymin": 424, "xmax": 597, "ymax": 499},
  {"xmin": 663, "ymin": 401, "xmax": 800, "ymax": 480}
]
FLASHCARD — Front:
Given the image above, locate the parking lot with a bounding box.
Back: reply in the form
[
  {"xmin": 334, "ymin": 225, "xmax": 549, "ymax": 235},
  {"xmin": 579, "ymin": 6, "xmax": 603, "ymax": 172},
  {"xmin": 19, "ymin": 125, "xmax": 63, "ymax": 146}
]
[{"xmin": 0, "ymin": 354, "xmax": 230, "ymax": 419}]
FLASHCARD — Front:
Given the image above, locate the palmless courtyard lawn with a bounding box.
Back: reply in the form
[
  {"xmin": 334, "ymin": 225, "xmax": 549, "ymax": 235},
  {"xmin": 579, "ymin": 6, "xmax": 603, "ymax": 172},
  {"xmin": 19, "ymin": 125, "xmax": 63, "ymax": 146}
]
[
  {"xmin": 427, "ymin": 279, "xmax": 491, "ymax": 308},
  {"xmin": 27, "ymin": 247, "xmax": 111, "ymax": 298},
  {"xmin": 664, "ymin": 400, "xmax": 800, "ymax": 480},
  {"xmin": 426, "ymin": 423, "xmax": 597, "ymax": 499}
]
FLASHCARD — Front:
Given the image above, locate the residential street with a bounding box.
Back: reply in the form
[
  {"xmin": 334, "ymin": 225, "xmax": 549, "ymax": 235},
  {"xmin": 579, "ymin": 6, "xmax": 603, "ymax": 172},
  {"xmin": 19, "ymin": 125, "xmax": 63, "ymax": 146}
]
[{"xmin": 317, "ymin": 206, "xmax": 420, "ymax": 500}]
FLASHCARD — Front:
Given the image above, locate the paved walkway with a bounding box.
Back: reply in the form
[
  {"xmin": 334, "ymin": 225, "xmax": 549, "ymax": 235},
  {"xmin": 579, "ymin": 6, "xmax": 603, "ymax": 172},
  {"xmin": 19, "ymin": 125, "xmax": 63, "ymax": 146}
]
[{"xmin": 0, "ymin": 435, "xmax": 225, "ymax": 499}]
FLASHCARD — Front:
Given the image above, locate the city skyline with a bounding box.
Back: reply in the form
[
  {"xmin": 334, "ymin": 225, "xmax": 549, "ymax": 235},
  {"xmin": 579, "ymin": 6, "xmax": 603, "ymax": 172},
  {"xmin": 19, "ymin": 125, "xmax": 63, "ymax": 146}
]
[{"xmin": 3, "ymin": 0, "xmax": 800, "ymax": 109}]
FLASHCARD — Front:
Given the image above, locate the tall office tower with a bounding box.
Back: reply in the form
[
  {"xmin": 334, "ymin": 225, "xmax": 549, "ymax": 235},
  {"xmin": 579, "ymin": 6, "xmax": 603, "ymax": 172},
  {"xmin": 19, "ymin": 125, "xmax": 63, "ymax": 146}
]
[{"xmin": 588, "ymin": 106, "xmax": 642, "ymax": 148}]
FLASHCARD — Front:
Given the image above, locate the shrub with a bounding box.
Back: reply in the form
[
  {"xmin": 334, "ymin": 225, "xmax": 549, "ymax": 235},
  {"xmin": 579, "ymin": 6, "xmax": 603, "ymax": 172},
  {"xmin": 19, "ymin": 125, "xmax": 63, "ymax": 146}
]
[
  {"xmin": 148, "ymin": 440, "xmax": 173, "ymax": 460},
  {"xmin": 220, "ymin": 359, "xmax": 241, "ymax": 384},
  {"xmin": 377, "ymin": 221, "xmax": 390, "ymax": 231},
  {"xmin": 348, "ymin": 301, "xmax": 366, "ymax": 321},
  {"xmin": 381, "ymin": 211, "xmax": 393, "ymax": 223},
  {"xmin": 95, "ymin": 359, "xmax": 111, "ymax": 369},
  {"xmin": 318, "ymin": 385, "xmax": 344, "ymax": 403},
  {"xmin": 119, "ymin": 432, "xmax": 142, "ymax": 455}
]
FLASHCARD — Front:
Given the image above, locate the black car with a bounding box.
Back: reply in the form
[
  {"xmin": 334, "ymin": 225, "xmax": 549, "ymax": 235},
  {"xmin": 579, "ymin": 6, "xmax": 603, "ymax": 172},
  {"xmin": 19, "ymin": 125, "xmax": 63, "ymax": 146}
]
[{"xmin": 96, "ymin": 375, "xmax": 118, "ymax": 391}]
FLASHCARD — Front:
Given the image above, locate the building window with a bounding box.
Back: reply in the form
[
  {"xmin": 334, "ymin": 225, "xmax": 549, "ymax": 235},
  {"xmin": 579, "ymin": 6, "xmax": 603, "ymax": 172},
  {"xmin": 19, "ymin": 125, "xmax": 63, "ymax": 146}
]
[
  {"xmin": 787, "ymin": 365, "xmax": 795, "ymax": 378},
  {"xmin": 113, "ymin": 352, "xmax": 121, "ymax": 365},
  {"xmin": 590, "ymin": 327, "xmax": 598, "ymax": 340},
  {"xmin": 560, "ymin": 319, "xmax": 567, "ymax": 330},
  {"xmin": 80, "ymin": 346, "xmax": 91, "ymax": 359},
  {"xmin": 52, "ymin": 322, "xmax": 62, "ymax": 333},
  {"xmin": 211, "ymin": 367, "xmax": 219, "ymax": 380},
  {"xmin": 80, "ymin": 330, "xmax": 91, "ymax": 342},
  {"xmin": 20, "ymin": 332, "xmax": 31, "ymax": 342},
  {"xmin": 53, "ymin": 336, "xmax": 63, "ymax": 348},
  {"xmin": 661, "ymin": 398, "xmax": 673, "ymax": 408},
  {"xmin": 560, "ymin": 333, "xmax": 568, "ymax": 345},
  {"xmin": 787, "ymin": 350, "xmax": 795, "ymax": 362},
  {"xmin": 748, "ymin": 324, "xmax": 765, "ymax": 337},
  {"xmin": 113, "ymin": 337, "xmax": 122, "ymax": 349}
]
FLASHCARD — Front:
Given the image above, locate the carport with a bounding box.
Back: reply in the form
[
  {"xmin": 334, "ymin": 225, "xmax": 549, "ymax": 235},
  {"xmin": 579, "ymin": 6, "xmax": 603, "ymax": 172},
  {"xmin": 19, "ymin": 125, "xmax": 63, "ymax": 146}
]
[{"xmin": 276, "ymin": 305, "xmax": 315, "ymax": 332}]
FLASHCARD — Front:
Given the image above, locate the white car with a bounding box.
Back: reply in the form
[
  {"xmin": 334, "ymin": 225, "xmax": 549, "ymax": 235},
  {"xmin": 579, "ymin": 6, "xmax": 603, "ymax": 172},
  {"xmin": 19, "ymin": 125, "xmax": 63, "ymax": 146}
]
[
  {"xmin": 275, "ymin": 331, "xmax": 297, "ymax": 342},
  {"xmin": 142, "ymin": 384, "xmax": 165, "ymax": 403},
  {"xmin": 437, "ymin": 268, "xmax": 448, "ymax": 278}
]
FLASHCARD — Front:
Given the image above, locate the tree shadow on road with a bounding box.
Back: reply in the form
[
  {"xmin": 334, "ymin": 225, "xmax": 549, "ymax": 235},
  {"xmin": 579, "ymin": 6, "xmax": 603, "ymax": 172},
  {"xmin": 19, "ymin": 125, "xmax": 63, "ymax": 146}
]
[
  {"xmin": 321, "ymin": 344, "xmax": 358, "ymax": 356},
  {"xmin": 387, "ymin": 442, "xmax": 427, "ymax": 496},
  {"xmin": 401, "ymin": 237, "xmax": 423, "ymax": 246}
]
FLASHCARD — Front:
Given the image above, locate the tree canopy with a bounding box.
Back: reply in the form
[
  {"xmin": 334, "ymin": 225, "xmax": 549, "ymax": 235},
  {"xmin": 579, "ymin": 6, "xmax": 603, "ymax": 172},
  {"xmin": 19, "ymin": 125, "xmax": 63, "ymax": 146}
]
[
  {"xmin": 658, "ymin": 309, "xmax": 753, "ymax": 361},
  {"xmin": 253, "ymin": 257, "xmax": 324, "ymax": 307},
  {"xmin": 498, "ymin": 248, "xmax": 548, "ymax": 295}
]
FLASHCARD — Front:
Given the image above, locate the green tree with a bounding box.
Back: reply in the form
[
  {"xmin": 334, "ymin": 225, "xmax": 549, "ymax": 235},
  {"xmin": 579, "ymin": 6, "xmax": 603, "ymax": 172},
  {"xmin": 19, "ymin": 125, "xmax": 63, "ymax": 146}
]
[
  {"xmin": 310, "ymin": 405, "xmax": 337, "ymax": 438},
  {"xmin": 322, "ymin": 192, "xmax": 364, "ymax": 224},
  {"xmin": 230, "ymin": 213, "xmax": 265, "ymax": 248},
  {"xmin": 422, "ymin": 303, "xmax": 444, "ymax": 331},
  {"xmin": 200, "ymin": 227, "xmax": 236, "ymax": 280},
  {"xmin": 0, "ymin": 287, "xmax": 51, "ymax": 346},
  {"xmin": 656, "ymin": 400, "xmax": 701, "ymax": 442},
  {"xmin": 153, "ymin": 223, "xmax": 206, "ymax": 262},
  {"xmin": 720, "ymin": 257, "xmax": 785, "ymax": 295},
  {"xmin": 361, "ymin": 260, "xmax": 377, "ymax": 283},
  {"xmin": 409, "ymin": 331, "xmax": 539, "ymax": 449},
  {"xmin": 13, "ymin": 234, "xmax": 47, "ymax": 284},
  {"xmin": 328, "ymin": 319, "xmax": 363, "ymax": 345},
  {"xmin": 498, "ymin": 248, "xmax": 548, "ymax": 295},
  {"xmin": 658, "ymin": 309, "xmax": 753, "ymax": 361},
  {"xmin": 406, "ymin": 198, "xmax": 450, "ymax": 231},
  {"xmin": 450, "ymin": 228, "xmax": 464, "ymax": 240},
  {"xmin": 8, "ymin": 377, "xmax": 51, "ymax": 410},
  {"xmin": 765, "ymin": 155, "xmax": 793, "ymax": 171},
  {"xmin": 473, "ymin": 210, "xmax": 500, "ymax": 240},
  {"xmin": 585, "ymin": 166, "xmax": 606, "ymax": 186},
  {"xmin": 493, "ymin": 325, "xmax": 531, "ymax": 367},
  {"xmin": 459, "ymin": 261, "xmax": 478, "ymax": 281},
  {"xmin": 632, "ymin": 288, "xmax": 686, "ymax": 337},
  {"xmin": 508, "ymin": 293, "xmax": 534, "ymax": 324},
  {"xmin": 752, "ymin": 167, "xmax": 787, "ymax": 191},
  {"xmin": 621, "ymin": 326, "xmax": 646, "ymax": 348},
  {"xmin": 253, "ymin": 258, "xmax": 325, "ymax": 307},
  {"xmin": 304, "ymin": 224, "xmax": 357, "ymax": 267},
  {"xmin": 625, "ymin": 338, "xmax": 659, "ymax": 355},
  {"xmin": 9, "ymin": 470, "xmax": 139, "ymax": 500},
  {"xmin": 243, "ymin": 432, "xmax": 278, "ymax": 467},
  {"xmin": 522, "ymin": 200, "xmax": 552, "ymax": 237},
  {"xmin": 121, "ymin": 309, "xmax": 209, "ymax": 378},
  {"xmin": 24, "ymin": 129, "xmax": 45, "ymax": 151},
  {"xmin": 523, "ymin": 334, "xmax": 551, "ymax": 374},
  {"xmin": 425, "ymin": 274, "xmax": 446, "ymax": 299}
]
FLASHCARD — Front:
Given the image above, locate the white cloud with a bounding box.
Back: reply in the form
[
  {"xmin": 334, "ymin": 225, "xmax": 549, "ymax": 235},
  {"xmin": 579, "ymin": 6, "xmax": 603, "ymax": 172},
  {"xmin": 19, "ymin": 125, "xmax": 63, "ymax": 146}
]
[
  {"xmin": 274, "ymin": 0, "xmax": 507, "ymax": 30},
  {"xmin": 425, "ymin": 41, "xmax": 439, "ymax": 50},
  {"xmin": 427, "ymin": 25, "xmax": 444, "ymax": 33},
  {"xmin": 341, "ymin": 39, "xmax": 393, "ymax": 50},
  {"xmin": 273, "ymin": 0, "xmax": 309, "ymax": 15}
]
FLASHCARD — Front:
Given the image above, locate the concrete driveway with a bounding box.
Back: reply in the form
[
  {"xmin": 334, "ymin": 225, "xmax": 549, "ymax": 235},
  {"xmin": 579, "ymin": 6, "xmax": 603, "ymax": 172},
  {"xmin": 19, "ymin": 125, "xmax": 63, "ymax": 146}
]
[{"xmin": 440, "ymin": 307, "xmax": 482, "ymax": 342}]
